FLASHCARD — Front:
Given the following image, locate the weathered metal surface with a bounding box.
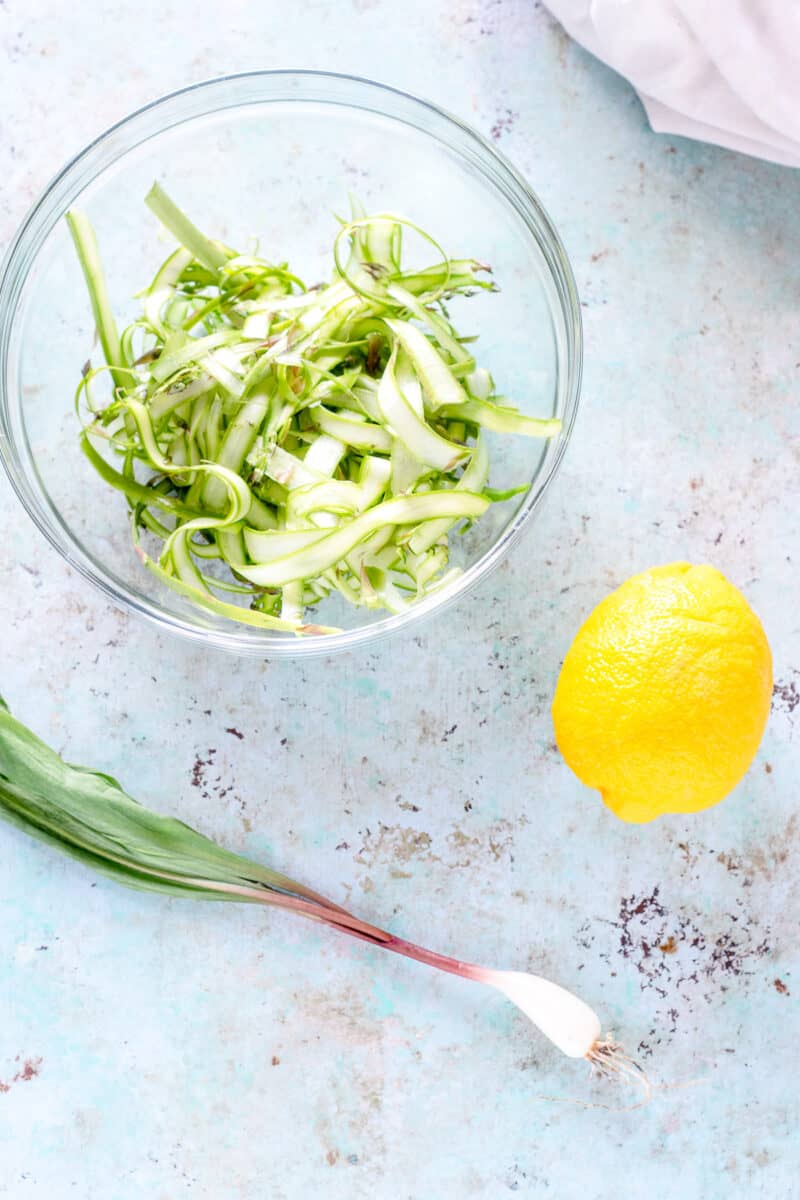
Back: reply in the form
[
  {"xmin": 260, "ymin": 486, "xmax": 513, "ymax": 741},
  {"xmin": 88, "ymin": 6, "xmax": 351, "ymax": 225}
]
[{"xmin": 1, "ymin": 2, "xmax": 798, "ymax": 1196}]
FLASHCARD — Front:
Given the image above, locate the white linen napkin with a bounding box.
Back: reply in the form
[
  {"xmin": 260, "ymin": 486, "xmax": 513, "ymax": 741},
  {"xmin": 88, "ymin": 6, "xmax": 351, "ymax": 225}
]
[{"xmin": 543, "ymin": 0, "xmax": 800, "ymax": 167}]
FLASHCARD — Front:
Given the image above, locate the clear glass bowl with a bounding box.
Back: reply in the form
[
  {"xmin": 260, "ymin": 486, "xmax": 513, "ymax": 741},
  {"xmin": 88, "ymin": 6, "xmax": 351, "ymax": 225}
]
[{"xmin": 0, "ymin": 71, "xmax": 581, "ymax": 658}]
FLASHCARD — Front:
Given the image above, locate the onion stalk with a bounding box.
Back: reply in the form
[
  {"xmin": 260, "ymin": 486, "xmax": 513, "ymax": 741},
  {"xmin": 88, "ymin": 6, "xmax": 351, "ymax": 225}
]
[{"xmin": 0, "ymin": 697, "xmax": 639, "ymax": 1078}]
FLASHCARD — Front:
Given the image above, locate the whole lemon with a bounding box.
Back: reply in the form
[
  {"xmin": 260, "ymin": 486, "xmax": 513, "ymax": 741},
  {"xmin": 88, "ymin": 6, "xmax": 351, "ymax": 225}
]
[{"xmin": 552, "ymin": 563, "xmax": 772, "ymax": 823}]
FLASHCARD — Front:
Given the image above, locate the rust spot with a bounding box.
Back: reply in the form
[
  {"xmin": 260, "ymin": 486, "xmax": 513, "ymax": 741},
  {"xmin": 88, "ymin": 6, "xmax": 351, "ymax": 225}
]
[
  {"xmin": 355, "ymin": 824, "xmax": 433, "ymax": 869},
  {"xmin": 717, "ymin": 851, "xmax": 740, "ymax": 873},
  {"xmin": 490, "ymin": 108, "xmax": 518, "ymax": 141},
  {"xmin": 618, "ymin": 888, "xmax": 666, "ymax": 938},
  {"xmin": 773, "ymin": 678, "xmax": 799, "ymax": 714},
  {"xmin": 774, "ymin": 979, "xmax": 790, "ymax": 996},
  {"xmin": 764, "ymin": 762, "xmax": 773, "ymax": 774},
  {"xmin": 0, "ymin": 1057, "xmax": 42, "ymax": 1093},
  {"xmin": 690, "ymin": 476, "xmax": 703, "ymax": 491},
  {"xmin": 326, "ymin": 1150, "xmax": 340, "ymax": 1166},
  {"xmin": 271, "ymin": 1055, "xmax": 280, "ymax": 1066},
  {"xmin": 190, "ymin": 749, "xmax": 216, "ymax": 788},
  {"xmin": 609, "ymin": 885, "xmax": 771, "ymax": 1053},
  {"xmin": 714, "ymin": 814, "xmax": 796, "ymax": 882},
  {"xmin": 447, "ymin": 820, "xmax": 515, "ymax": 866}
]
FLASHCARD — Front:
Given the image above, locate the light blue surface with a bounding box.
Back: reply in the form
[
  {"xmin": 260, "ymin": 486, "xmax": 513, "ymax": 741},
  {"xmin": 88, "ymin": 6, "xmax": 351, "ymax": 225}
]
[{"xmin": 1, "ymin": 3, "xmax": 799, "ymax": 1197}]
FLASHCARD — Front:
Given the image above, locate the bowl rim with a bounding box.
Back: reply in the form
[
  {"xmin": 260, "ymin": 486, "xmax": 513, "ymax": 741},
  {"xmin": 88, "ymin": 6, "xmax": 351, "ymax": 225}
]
[{"xmin": 0, "ymin": 68, "xmax": 582, "ymax": 658}]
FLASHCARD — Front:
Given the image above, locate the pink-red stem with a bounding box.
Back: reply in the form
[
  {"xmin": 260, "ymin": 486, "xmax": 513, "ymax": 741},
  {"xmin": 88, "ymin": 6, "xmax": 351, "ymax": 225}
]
[{"xmin": 308, "ymin": 899, "xmax": 488, "ymax": 984}]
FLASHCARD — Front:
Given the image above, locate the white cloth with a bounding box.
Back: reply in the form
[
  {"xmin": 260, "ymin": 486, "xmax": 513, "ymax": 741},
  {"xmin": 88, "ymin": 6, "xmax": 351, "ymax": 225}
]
[{"xmin": 543, "ymin": 0, "xmax": 800, "ymax": 167}]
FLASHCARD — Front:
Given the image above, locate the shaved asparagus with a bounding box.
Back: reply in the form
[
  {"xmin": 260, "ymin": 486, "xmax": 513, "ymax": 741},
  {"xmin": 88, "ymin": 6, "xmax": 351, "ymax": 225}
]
[
  {"xmin": 378, "ymin": 346, "xmax": 469, "ymax": 470},
  {"xmin": 236, "ymin": 492, "xmax": 490, "ymax": 587},
  {"xmin": 65, "ymin": 211, "xmax": 127, "ymax": 392},
  {"xmin": 68, "ymin": 190, "xmax": 560, "ymax": 635}
]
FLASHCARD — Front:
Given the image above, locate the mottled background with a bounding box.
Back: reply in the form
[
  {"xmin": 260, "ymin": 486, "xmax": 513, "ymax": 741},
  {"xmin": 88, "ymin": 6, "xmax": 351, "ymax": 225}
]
[{"xmin": 1, "ymin": 2, "xmax": 799, "ymax": 1197}]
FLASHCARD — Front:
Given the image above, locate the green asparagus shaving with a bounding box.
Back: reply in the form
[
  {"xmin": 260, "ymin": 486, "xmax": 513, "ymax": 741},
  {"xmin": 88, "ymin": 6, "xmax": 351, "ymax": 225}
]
[
  {"xmin": 384, "ymin": 318, "xmax": 468, "ymax": 412},
  {"xmin": 406, "ymin": 433, "xmax": 490, "ymax": 555},
  {"xmin": 68, "ymin": 189, "xmax": 561, "ymax": 634},
  {"xmin": 236, "ymin": 492, "xmax": 490, "ymax": 588},
  {"xmin": 441, "ymin": 397, "xmax": 562, "ymax": 438},
  {"xmin": 66, "ymin": 211, "xmax": 127, "ymax": 392},
  {"xmin": 378, "ymin": 346, "xmax": 469, "ymax": 471},
  {"xmin": 145, "ymin": 182, "xmax": 231, "ymax": 274}
]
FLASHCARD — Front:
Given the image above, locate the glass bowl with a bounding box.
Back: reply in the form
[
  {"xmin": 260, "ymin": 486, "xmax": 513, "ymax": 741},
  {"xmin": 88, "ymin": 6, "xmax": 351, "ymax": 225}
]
[{"xmin": 0, "ymin": 71, "xmax": 581, "ymax": 658}]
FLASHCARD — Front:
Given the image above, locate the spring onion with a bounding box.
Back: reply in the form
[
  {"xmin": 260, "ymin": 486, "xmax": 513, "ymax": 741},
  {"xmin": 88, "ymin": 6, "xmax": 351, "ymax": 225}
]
[
  {"xmin": 68, "ymin": 190, "xmax": 560, "ymax": 635},
  {"xmin": 0, "ymin": 696, "xmax": 643, "ymax": 1083}
]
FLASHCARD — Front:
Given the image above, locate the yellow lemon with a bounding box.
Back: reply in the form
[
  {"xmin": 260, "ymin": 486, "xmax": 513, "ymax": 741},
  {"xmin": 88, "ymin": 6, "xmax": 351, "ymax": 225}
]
[{"xmin": 552, "ymin": 563, "xmax": 772, "ymax": 823}]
